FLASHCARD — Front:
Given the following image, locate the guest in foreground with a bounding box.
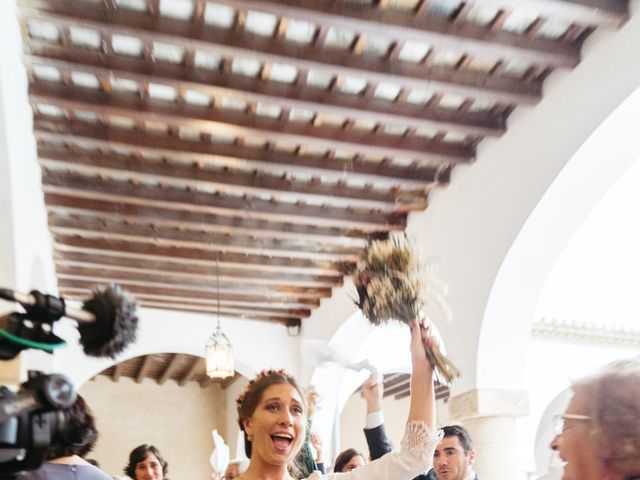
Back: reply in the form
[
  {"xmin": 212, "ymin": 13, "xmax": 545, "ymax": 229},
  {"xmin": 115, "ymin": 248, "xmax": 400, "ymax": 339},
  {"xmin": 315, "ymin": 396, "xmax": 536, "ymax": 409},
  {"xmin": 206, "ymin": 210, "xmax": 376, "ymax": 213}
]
[
  {"xmin": 553, "ymin": 357, "xmax": 640, "ymax": 480},
  {"xmin": 235, "ymin": 318, "xmax": 438, "ymax": 479},
  {"xmin": 19, "ymin": 395, "xmax": 111, "ymax": 480}
]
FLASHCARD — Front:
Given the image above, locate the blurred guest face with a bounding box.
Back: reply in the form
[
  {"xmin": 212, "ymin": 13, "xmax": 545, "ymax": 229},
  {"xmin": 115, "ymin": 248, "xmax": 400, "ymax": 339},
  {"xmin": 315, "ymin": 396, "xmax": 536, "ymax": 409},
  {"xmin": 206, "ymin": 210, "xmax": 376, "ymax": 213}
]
[
  {"xmin": 340, "ymin": 454, "xmax": 366, "ymax": 472},
  {"xmin": 556, "ymin": 393, "xmax": 602, "ymax": 480},
  {"xmin": 135, "ymin": 452, "xmax": 163, "ymax": 480}
]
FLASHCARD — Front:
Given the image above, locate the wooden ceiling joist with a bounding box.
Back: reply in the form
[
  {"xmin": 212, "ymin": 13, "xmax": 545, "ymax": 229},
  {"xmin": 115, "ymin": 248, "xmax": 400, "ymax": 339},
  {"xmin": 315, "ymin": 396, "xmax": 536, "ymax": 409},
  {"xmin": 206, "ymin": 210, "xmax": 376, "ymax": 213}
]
[
  {"xmin": 124, "ymin": 297, "xmax": 312, "ymax": 318},
  {"xmin": 25, "ymin": 49, "xmax": 506, "ymax": 137},
  {"xmin": 60, "ymin": 286, "xmax": 314, "ymax": 313},
  {"xmin": 54, "ymin": 266, "xmax": 332, "ymax": 299},
  {"xmin": 179, "ymin": 357, "xmax": 203, "ymax": 387},
  {"xmin": 38, "ymin": 145, "xmax": 427, "ymax": 212},
  {"xmin": 42, "ymin": 172, "xmax": 405, "ymax": 231},
  {"xmin": 21, "ymin": 1, "xmax": 542, "ymax": 104},
  {"xmin": 45, "ymin": 194, "xmax": 374, "ymax": 246},
  {"xmin": 30, "ymin": 82, "xmax": 474, "ymax": 165},
  {"xmin": 58, "ymin": 277, "xmax": 320, "ymax": 307},
  {"xmin": 158, "ymin": 354, "xmax": 180, "ymax": 385},
  {"xmin": 53, "ymin": 251, "xmax": 343, "ymax": 288},
  {"xmin": 46, "ymin": 213, "xmax": 362, "ymax": 261},
  {"xmin": 475, "ymin": 0, "xmax": 628, "ymax": 28},
  {"xmin": 53, "ymin": 236, "xmax": 343, "ymax": 275},
  {"xmin": 216, "ymin": 0, "xmax": 581, "ymax": 68},
  {"xmin": 34, "ymin": 119, "xmax": 444, "ymax": 187}
]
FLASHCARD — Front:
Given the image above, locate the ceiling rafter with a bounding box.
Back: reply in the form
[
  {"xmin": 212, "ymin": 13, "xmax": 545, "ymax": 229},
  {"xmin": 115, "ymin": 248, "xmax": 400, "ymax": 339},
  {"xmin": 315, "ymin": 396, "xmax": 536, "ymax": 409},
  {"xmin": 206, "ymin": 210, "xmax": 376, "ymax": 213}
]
[
  {"xmin": 41, "ymin": 172, "xmax": 406, "ymax": 230},
  {"xmin": 38, "ymin": 145, "xmax": 427, "ymax": 212},
  {"xmin": 53, "ymin": 251, "xmax": 343, "ymax": 288},
  {"xmin": 34, "ymin": 119, "xmax": 444, "ymax": 187},
  {"xmin": 46, "ymin": 213, "xmax": 362, "ymax": 261},
  {"xmin": 53, "ymin": 236, "xmax": 343, "ymax": 275},
  {"xmin": 24, "ymin": 48, "xmax": 506, "ymax": 137},
  {"xmin": 45, "ymin": 194, "xmax": 374, "ymax": 246},
  {"xmin": 216, "ymin": 0, "xmax": 580, "ymax": 68},
  {"xmin": 30, "ymin": 82, "xmax": 474, "ymax": 165},
  {"xmin": 20, "ymin": 0, "xmax": 542, "ymax": 104}
]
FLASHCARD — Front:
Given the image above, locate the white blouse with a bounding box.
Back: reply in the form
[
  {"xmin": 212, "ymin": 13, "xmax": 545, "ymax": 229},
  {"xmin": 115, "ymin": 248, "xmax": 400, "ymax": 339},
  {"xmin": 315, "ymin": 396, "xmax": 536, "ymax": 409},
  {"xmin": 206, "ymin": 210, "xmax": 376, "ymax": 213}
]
[{"xmin": 305, "ymin": 421, "xmax": 440, "ymax": 480}]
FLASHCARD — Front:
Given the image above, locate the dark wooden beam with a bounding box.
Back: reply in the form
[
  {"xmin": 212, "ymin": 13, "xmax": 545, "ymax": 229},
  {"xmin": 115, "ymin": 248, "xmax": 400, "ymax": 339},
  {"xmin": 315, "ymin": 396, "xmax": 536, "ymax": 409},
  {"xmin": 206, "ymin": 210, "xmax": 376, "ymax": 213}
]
[
  {"xmin": 34, "ymin": 118, "xmax": 443, "ymax": 187},
  {"xmin": 41, "ymin": 171, "xmax": 406, "ymax": 231},
  {"xmin": 45, "ymin": 193, "xmax": 374, "ymax": 246},
  {"xmin": 123, "ymin": 297, "xmax": 311, "ymax": 318},
  {"xmin": 213, "ymin": 0, "xmax": 580, "ymax": 67},
  {"xmin": 60, "ymin": 286, "xmax": 315, "ymax": 312},
  {"xmin": 21, "ymin": 0, "xmax": 542, "ymax": 104},
  {"xmin": 111, "ymin": 362, "xmax": 124, "ymax": 382},
  {"xmin": 25, "ymin": 48, "xmax": 505, "ymax": 137},
  {"xmin": 38, "ymin": 144, "xmax": 427, "ymax": 211},
  {"xmin": 137, "ymin": 302, "xmax": 301, "ymax": 325},
  {"xmin": 30, "ymin": 82, "xmax": 473, "ymax": 164},
  {"xmin": 57, "ymin": 278, "xmax": 322, "ymax": 306},
  {"xmin": 179, "ymin": 357, "xmax": 204, "ymax": 386},
  {"xmin": 221, "ymin": 373, "xmax": 240, "ymax": 390},
  {"xmin": 54, "ymin": 265, "xmax": 332, "ymax": 299},
  {"xmin": 53, "ymin": 250, "xmax": 343, "ymax": 288},
  {"xmin": 158, "ymin": 354, "xmax": 180, "ymax": 385},
  {"xmin": 472, "ymin": 0, "xmax": 628, "ymax": 28},
  {"xmin": 52, "ymin": 235, "xmax": 343, "ymax": 275},
  {"xmin": 135, "ymin": 355, "xmax": 152, "ymax": 383},
  {"xmin": 46, "ymin": 212, "xmax": 361, "ymax": 261}
]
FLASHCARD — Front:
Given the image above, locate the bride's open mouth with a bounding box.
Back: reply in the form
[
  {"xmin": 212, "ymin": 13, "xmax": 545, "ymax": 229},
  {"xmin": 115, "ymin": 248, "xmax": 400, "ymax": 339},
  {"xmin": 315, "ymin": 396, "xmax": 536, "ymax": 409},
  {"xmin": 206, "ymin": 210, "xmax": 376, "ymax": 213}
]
[{"xmin": 271, "ymin": 433, "xmax": 294, "ymax": 452}]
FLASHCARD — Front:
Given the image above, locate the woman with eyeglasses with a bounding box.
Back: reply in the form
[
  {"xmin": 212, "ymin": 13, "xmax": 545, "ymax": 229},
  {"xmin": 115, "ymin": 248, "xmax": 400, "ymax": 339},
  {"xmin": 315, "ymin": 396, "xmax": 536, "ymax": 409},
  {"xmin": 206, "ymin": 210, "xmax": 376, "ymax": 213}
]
[{"xmin": 552, "ymin": 358, "xmax": 640, "ymax": 480}]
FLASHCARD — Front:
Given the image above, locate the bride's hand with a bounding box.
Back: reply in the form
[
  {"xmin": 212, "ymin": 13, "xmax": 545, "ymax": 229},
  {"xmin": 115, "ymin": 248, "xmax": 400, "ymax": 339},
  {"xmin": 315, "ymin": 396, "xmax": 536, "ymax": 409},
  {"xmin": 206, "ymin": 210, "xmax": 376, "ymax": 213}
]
[{"xmin": 410, "ymin": 318, "xmax": 435, "ymax": 373}]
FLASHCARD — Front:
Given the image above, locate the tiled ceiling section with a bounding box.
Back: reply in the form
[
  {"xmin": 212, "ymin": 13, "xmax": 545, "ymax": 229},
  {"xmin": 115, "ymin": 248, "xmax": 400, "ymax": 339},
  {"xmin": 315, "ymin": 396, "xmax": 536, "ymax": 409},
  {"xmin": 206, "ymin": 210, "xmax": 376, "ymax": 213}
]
[{"xmin": 18, "ymin": 0, "xmax": 629, "ymax": 329}]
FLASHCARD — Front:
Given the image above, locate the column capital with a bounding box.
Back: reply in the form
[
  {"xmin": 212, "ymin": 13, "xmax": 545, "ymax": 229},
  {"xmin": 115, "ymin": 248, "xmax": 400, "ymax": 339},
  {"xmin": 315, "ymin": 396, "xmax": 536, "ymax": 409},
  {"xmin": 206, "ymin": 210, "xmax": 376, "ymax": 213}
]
[{"xmin": 448, "ymin": 388, "xmax": 529, "ymax": 420}]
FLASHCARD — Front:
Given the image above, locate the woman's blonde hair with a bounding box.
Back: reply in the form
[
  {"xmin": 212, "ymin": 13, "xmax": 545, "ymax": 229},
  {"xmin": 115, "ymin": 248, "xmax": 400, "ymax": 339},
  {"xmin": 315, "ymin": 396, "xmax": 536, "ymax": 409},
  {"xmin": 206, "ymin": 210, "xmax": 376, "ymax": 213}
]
[{"xmin": 572, "ymin": 358, "xmax": 640, "ymax": 479}]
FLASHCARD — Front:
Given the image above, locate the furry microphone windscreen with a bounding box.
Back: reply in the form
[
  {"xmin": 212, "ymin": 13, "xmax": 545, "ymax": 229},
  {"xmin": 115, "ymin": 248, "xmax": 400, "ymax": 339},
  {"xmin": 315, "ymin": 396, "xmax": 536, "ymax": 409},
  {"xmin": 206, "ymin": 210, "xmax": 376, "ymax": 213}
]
[{"xmin": 78, "ymin": 285, "xmax": 138, "ymax": 359}]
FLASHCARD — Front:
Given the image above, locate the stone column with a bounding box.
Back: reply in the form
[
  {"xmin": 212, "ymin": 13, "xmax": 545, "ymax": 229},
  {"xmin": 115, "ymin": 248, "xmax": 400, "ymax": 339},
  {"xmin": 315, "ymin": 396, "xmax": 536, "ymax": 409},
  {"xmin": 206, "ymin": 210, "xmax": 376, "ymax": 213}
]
[{"xmin": 448, "ymin": 388, "xmax": 529, "ymax": 480}]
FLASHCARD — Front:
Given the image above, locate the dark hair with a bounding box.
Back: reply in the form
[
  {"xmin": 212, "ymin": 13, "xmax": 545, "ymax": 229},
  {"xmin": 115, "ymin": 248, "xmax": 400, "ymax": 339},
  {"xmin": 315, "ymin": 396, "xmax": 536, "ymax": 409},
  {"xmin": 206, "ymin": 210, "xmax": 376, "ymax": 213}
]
[
  {"xmin": 441, "ymin": 425, "xmax": 474, "ymax": 453},
  {"xmin": 236, "ymin": 370, "xmax": 307, "ymax": 458},
  {"xmin": 333, "ymin": 448, "xmax": 365, "ymax": 473},
  {"xmin": 124, "ymin": 444, "xmax": 169, "ymax": 479},
  {"xmin": 45, "ymin": 394, "xmax": 98, "ymax": 460}
]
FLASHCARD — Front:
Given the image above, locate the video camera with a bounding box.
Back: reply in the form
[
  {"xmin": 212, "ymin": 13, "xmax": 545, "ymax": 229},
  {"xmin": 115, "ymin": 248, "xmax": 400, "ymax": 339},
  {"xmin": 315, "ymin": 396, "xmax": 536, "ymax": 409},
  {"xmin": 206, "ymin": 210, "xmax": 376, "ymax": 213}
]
[{"xmin": 0, "ymin": 286, "xmax": 138, "ymax": 478}]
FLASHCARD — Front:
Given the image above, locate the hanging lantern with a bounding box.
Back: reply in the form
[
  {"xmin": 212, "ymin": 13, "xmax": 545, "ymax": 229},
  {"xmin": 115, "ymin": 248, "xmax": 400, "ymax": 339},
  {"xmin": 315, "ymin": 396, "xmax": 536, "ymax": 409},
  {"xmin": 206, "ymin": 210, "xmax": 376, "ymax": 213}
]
[
  {"xmin": 206, "ymin": 325, "xmax": 234, "ymax": 378},
  {"xmin": 205, "ymin": 253, "xmax": 234, "ymax": 378}
]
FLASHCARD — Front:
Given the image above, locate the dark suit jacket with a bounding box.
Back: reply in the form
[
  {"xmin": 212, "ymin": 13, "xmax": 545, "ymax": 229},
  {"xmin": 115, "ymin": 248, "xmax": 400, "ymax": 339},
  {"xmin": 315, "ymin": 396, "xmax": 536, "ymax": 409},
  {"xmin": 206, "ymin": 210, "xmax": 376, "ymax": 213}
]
[{"xmin": 364, "ymin": 423, "xmax": 430, "ymax": 480}]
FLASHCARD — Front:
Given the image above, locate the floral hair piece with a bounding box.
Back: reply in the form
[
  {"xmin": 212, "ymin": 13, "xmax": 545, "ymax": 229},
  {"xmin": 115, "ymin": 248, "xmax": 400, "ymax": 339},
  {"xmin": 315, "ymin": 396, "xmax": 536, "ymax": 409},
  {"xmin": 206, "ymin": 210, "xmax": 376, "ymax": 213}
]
[{"xmin": 235, "ymin": 368, "xmax": 290, "ymax": 407}]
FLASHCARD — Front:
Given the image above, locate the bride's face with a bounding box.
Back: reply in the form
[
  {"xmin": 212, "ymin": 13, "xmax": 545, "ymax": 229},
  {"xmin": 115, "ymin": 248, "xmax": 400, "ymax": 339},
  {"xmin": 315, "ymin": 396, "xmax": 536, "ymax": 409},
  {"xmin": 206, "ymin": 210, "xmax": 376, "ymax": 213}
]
[{"xmin": 243, "ymin": 383, "xmax": 307, "ymax": 466}]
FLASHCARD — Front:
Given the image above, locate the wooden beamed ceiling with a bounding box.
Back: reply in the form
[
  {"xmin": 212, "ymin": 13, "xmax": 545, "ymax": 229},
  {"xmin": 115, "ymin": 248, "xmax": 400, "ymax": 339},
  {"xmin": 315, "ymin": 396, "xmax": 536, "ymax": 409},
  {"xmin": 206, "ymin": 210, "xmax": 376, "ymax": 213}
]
[
  {"xmin": 97, "ymin": 352, "xmax": 241, "ymax": 388},
  {"xmin": 18, "ymin": 0, "xmax": 628, "ymax": 329}
]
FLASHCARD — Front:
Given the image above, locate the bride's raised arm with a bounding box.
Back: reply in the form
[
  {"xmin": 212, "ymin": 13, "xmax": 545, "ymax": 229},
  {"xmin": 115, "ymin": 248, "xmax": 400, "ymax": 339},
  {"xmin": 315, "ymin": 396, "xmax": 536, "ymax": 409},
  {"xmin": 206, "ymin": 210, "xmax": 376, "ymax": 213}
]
[{"xmin": 315, "ymin": 318, "xmax": 439, "ymax": 480}]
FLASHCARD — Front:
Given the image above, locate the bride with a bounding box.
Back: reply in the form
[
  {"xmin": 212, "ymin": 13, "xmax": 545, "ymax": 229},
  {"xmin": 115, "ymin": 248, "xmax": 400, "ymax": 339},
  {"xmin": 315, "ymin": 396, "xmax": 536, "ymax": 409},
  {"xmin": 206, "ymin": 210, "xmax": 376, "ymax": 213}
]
[{"xmin": 235, "ymin": 318, "xmax": 439, "ymax": 480}]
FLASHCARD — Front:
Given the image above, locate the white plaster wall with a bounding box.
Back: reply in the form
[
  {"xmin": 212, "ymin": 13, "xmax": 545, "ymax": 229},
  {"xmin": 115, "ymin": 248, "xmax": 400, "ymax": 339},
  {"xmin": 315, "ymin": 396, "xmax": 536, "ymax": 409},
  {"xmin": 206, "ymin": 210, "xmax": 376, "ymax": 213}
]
[
  {"xmin": 80, "ymin": 375, "xmax": 226, "ymax": 480},
  {"xmin": 53, "ymin": 306, "xmax": 301, "ymax": 389},
  {"xmin": 0, "ymin": 0, "xmax": 56, "ymax": 294}
]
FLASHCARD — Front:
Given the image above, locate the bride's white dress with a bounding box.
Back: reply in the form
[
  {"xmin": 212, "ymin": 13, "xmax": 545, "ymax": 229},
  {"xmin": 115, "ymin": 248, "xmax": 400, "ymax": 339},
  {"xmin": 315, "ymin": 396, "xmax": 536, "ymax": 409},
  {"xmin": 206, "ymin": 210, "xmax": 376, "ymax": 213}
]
[{"xmin": 305, "ymin": 421, "xmax": 440, "ymax": 480}]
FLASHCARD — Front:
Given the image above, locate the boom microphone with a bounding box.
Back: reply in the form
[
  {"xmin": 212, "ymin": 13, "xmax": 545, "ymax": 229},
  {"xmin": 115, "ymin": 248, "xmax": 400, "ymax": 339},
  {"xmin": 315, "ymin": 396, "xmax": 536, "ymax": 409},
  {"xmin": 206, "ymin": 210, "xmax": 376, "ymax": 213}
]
[{"xmin": 0, "ymin": 285, "xmax": 138, "ymax": 359}]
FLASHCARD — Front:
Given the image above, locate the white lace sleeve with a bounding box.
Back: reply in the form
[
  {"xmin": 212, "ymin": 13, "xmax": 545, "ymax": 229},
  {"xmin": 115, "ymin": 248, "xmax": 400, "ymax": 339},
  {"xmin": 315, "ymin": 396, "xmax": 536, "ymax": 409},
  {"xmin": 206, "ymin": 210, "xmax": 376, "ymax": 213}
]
[{"xmin": 309, "ymin": 421, "xmax": 441, "ymax": 480}]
